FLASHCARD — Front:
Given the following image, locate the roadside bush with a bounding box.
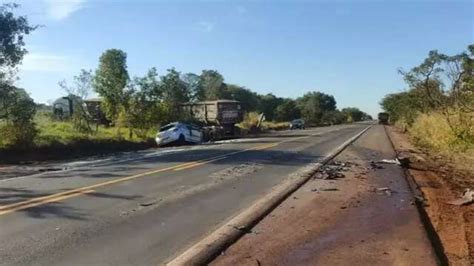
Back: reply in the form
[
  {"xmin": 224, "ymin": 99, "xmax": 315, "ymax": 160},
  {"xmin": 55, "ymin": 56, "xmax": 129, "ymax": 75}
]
[
  {"xmin": 263, "ymin": 121, "xmax": 290, "ymax": 131},
  {"xmin": 0, "ymin": 121, "xmax": 37, "ymax": 148},
  {"xmin": 0, "ymin": 84, "xmax": 37, "ymax": 148},
  {"xmin": 409, "ymin": 112, "xmax": 473, "ymax": 153},
  {"xmin": 238, "ymin": 112, "xmax": 262, "ymax": 131}
]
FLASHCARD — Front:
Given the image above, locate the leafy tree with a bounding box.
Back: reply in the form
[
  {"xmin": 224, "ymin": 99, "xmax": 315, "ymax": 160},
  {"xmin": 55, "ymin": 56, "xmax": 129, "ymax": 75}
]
[
  {"xmin": 93, "ymin": 49, "xmax": 129, "ymax": 124},
  {"xmin": 397, "ymin": 45, "xmax": 474, "ymax": 139},
  {"xmin": 200, "ymin": 70, "xmax": 229, "ymax": 100},
  {"xmin": 341, "ymin": 107, "xmax": 365, "ymax": 122},
  {"xmin": 182, "ymin": 72, "xmax": 203, "ymax": 102},
  {"xmin": 275, "ymin": 99, "xmax": 300, "ymax": 122},
  {"xmin": 257, "ymin": 93, "xmax": 284, "ymax": 121},
  {"xmin": 297, "ymin": 91, "xmax": 336, "ymax": 125},
  {"xmin": 58, "ymin": 69, "xmax": 94, "ymax": 133},
  {"xmin": 0, "ymin": 84, "xmax": 37, "ymax": 147},
  {"xmin": 0, "ymin": 3, "xmax": 37, "ymax": 82},
  {"xmin": 226, "ymin": 84, "xmax": 260, "ymax": 112},
  {"xmin": 321, "ymin": 110, "xmax": 346, "ymax": 125},
  {"xmin": 0, "ymin": 3, "xmax": 37, "ymax": 147},
  {"xmin": 160, "ymin": 68, "xmax": 190, "ymax": 120}
]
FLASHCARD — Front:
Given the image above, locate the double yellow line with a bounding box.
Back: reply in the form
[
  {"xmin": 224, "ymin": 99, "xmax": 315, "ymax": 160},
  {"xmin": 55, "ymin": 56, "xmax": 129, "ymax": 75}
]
[{"xmin": 0, "ymin": 142, "xmax": 282, "ymax": 216}]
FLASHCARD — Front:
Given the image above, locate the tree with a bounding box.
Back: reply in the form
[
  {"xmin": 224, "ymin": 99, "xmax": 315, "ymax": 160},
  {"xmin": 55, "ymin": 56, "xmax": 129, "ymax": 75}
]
[
  {"xmin": 0, "ymin": 3, "xmax": 37, "ymax": 147},
  {"xmin": 341, "ymin": 107, "xmax": 365, "ymax": 122},
  {"xmin": 226, "ymin": 84, "xmax": 260, "ymax": 112},
  {"xmin": 123, "ymin": 67, "xmax": 171, "ymax": 138},
  {"xmin": 93, "ymin": 49, "xmax": 129, "ymax": 124},
  {"xmin": 321, "ymin": 110, "xmax": 346, "ymax": 125},
  {"xmin": 182, "ymin": 73, "xmax": 203, "ymax": 102},
  {"xmin": 398, "ymin": 45, "xmax": 474, "ymax": 139},
  {"xmin": 0, "ymin": 3, "xmax": 37, "ymax": 82},
  {"xmin": 200, "ymin": 70, "xmax": 229, "ymax": 100},
  {"xmin": 58, "ymin": 69, "xmax": 94, "ymax": 133},
  {"xmin": 297, "ymin": 91, "xmax": 336, "ymax": 125},
  {"xmin": 0, "ymin": 84, "xmax": 37, "ymax": 147},
  {"xmin": 275, "ymin": 99, "xmax": 300, "ymax": 122},
  {"xmin": 258, "ymin": 93, "xmax": 284, "ymax": 121},
  {"xmin": 160, "ymin": 68, "xmax": 190, "ymax": 120}
]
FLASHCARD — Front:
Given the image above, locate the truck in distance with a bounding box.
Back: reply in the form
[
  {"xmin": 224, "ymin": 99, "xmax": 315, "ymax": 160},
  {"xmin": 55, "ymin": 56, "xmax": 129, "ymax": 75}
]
[{"xmin": 180, "ymin": 100, "xmax": 244, "ymax": 141}]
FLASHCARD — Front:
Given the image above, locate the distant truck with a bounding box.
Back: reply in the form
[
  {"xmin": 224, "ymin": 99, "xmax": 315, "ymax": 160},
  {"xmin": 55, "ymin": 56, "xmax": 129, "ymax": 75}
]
[
  {"xmin": 52, "ymin": 95, "xmax": 109, "ymax": 125},
  {"xmin": 180, "ymin": 100, "xmax": 244, "ymax": 141},
  {"xmin": 378, "ymin": 112, "xmax": 389, "ymax": 125}
]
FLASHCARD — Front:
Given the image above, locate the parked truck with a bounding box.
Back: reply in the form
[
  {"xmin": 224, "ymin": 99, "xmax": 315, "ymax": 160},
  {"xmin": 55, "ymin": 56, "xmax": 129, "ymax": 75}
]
[
  {"xmin": 378, "ymin": 112, "xmax": 389, "ymax": 125},
  {"xmin": 52, "ymin": 95, "xmax": 109, "ymax": 125},
  {"xmin": 180, "ymin": 100, "xmax": 244, "ymax": 141}
]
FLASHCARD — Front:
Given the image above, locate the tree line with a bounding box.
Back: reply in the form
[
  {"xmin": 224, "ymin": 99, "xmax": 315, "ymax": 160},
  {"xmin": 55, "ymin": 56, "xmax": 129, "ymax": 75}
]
[
  {"xmin": 69, "ymin": 48, "xmax": 371, "ymax": 136},
  {"xmin": 0, "ymin": 3, "xmax": 370, "ymax": 147}
]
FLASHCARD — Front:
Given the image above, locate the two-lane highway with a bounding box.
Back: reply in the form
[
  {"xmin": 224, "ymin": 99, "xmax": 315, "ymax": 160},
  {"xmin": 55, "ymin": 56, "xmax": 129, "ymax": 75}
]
[{"xmin": 0, "ymin": 123, "xmax": 370, "ymax": 265}]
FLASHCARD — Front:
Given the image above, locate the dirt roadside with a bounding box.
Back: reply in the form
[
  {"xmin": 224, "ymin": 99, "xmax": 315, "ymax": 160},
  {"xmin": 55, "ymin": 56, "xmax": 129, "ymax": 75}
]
[
  {"xmin": 386, "ymin": 126, "xmax": 473, "ymax": 265},
  {"xmin": 211, "ymin": 125, "xmax": 438, "ymax": 265}
]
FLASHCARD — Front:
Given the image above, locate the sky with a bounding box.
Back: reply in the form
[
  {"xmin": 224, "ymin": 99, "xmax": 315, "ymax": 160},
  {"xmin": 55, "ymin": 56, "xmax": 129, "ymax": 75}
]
[{"xmin": 9, "ymin": 0, "xmax": 474, "ymax": 117}]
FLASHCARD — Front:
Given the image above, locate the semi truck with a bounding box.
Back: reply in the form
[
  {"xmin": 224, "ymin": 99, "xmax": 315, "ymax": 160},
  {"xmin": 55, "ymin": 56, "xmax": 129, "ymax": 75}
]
[
  {"xmin": 378, "ymin": 112, "xmax": 389, "ymax": 125},
  {"xmin": 180, "ymin": 100, "xmax": 244, "ymax": 141},
  {"xmin": 52, "ymin": 95, "xmax": 109, "ymax": 125}
]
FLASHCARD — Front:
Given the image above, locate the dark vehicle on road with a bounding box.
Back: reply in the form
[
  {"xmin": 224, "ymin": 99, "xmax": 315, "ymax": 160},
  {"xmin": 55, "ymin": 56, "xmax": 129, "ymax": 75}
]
[
  {"xmin": 180, "ymin": 100, "xmax": 244, "ymax": 141},
  {"xmin": 290, "ymin": 119, "xmax": 305, "ymax": 130},
  {"xmin": 378, "ymin": 112, "xmax": 389, "ymax": 125}
]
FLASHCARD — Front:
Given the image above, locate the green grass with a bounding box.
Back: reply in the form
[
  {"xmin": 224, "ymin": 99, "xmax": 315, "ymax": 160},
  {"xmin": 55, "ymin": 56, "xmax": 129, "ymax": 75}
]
[{"xmin": 33, "ymin": 113, "xmax": 155, "ymax": 148}]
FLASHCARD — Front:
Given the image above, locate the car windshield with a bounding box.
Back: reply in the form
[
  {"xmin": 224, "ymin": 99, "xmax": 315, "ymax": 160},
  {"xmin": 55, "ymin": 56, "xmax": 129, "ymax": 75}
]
[{"xmin": 159, "ymin": 124, "xmax": 177, "ymax": 132}]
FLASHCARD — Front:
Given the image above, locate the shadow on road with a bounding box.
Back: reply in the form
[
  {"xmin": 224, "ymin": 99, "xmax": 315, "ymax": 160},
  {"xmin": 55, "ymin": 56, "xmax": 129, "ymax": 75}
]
[{"xmin": 0, "ymin": 187, "xmax": 142, "ymax": 220}]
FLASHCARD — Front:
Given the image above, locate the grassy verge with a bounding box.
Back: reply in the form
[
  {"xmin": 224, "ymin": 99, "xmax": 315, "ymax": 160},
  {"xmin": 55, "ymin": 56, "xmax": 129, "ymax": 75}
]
[
  {"xmin": 0, "ymin": 113, "xmax": 156, "ymax": 164},
  {"xmin": 404, "ymin": 112, "xmax": 474, "ymax": 174}
]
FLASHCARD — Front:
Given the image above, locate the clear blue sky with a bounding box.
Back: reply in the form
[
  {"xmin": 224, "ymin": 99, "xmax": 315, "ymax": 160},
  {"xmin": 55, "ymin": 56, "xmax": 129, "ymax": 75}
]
[{"xmin": 12, "ymin": 0, "xmax": 474, "ymax": 117}]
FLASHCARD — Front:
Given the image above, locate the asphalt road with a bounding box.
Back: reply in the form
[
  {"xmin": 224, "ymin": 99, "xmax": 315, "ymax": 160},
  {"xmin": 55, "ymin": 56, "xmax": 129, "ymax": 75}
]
[{"xmin": 0, "ymin": 123, "xmax": 371, "ymax": 265}]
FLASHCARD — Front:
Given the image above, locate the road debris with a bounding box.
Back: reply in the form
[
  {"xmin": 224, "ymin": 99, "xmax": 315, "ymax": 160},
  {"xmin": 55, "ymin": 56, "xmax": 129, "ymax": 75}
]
[
  {"xmin": 139, "ymin": 198, "xmax": 162, "ymax": 207},
  {"xmin": 376, "ymin": 187, "xmax": 393, "ymax": 196},
  {"xmin": 314, "ymin": 161, "xmax": 357, "ymax": 179},
  {"xmin": 447, "ymin": 189, "xmax": 473, "ymax": 206},
  {"xmin": 230, "ymin": 225, "xmax": 257, "ymax": 234},
  {"xmin": 321, "ymin": 188, "xmax": 339, "ymax": 191},
  {"xmin": 369, "ymin": 161, "xmax": 384, "ymax": 169},
  {"xmin": 377, "ymin": 159, "xmax": 400, "ymax": 165},
  {"xmin": 210, "ymin": 163, "xmax": 263, "ymax": 180}
]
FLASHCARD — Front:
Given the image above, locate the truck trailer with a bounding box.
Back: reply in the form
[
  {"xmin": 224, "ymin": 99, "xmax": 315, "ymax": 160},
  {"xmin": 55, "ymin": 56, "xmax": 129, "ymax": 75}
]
[{"xmin": 180, "ymin": 100, "xmax": 244, "ymax": 141}]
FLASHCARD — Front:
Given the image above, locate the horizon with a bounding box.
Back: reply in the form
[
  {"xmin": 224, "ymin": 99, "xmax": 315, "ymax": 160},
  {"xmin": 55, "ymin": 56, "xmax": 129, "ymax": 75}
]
[{"xmin": 12, "ymin": 0, "xmax": 474, "ymax": 117}]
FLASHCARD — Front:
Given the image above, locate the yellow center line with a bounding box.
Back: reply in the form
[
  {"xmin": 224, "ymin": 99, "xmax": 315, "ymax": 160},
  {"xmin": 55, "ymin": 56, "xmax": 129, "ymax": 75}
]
[
  {"xmin": 0, "ymin": 132, "xmax": 320, "ymax": 216},
  {"xmin": 0, "ymin": 189, "xmax": 96, "ymax": 216}
]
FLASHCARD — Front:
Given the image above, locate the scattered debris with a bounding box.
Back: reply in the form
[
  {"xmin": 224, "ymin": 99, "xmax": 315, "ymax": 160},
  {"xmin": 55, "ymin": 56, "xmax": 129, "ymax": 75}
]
[
  {"xmin": 378, "ymin": 159, "xmax": 400, "ymax": 165},
  {"xmin": 321, "ymin": 188, "xmax": 339, "ymax": 191},
  {"xmin": 376, "ymin": 187, "xmax": 393, "ymax": 196},
  {"xmin": 210, "ymin": 163, "xmax": 263, "ymax": 180},
  {"xmin": 314, "ymin": 161, "xmax": 357, "ymax": 179},
  {"xmin": 447, "ymin": 189, "xmax": 474, "ymax": 206},
  {"xmin": 231, "ymin": 225, "xmax": 250, "ymax": 232},
  {"xmin": 139, "ymin": 198, "xmax": 162, "ymax": 207},
  {"xmin": 369, "ymin": 161, "xmax": 384, "ymax": 169}
]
